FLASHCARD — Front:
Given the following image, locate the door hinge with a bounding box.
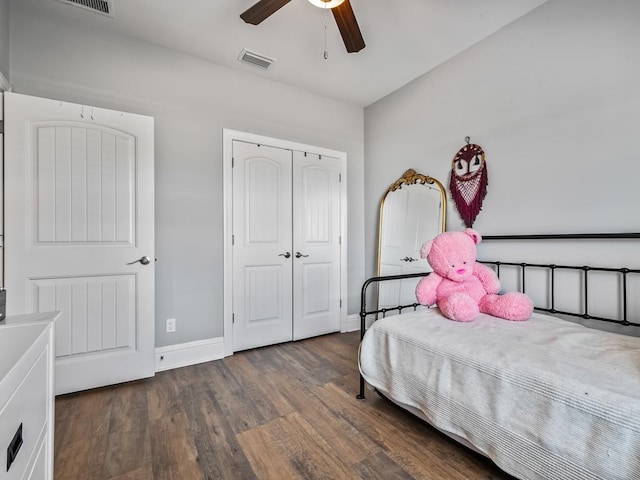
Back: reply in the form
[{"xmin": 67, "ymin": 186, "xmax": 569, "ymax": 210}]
[
  {"xmin": 340, "ymin": 299, "xmax": 342, "ymax": 308},
  {"xmin": 0, "ymin": 120, "xmax": 4, "ymax": 134},
  {"xmin": 232, "ymin": 234, "xmax": 235, "ymax": 246},
  {"xmin": 232, "ymin": 313, "xmax": 235, "ymax": 324},
  {"xmin": 339, "ymin": 236, "xmax": 341, "ymax": 245},
  {"xmin": 339, "ymin": 173, "xmax": 341, "ymax": 183},
  {"xmin": 232, "ymin": 157, "xmax": 234, "ymax": 168}
]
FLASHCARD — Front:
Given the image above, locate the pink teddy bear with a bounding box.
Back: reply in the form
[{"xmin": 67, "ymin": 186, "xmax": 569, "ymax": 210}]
[{"xmin": 415, "ymin": 228, "xmax": 533, "ymax": 322}]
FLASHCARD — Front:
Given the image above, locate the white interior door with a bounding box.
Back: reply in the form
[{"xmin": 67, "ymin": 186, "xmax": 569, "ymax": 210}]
[
  {"xmin": 4, "ymin": 92, "xmax": 155, "ymax": 395},
  {"xmin": 231, "ymin": 140, "xmax": 343, "ymax": 351},
  {"xmin": 292, "ymin": 151, "xmax": 341, "ymax": 340},
  {"xmin": 232, "ymin": 141, "xmax": 293, "ymax": 351}
]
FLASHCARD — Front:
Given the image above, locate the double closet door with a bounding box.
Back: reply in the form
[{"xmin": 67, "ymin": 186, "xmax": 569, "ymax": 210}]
[{"xmin": 232, "ymin": 140, "xmax": 342, "ymax": 352}]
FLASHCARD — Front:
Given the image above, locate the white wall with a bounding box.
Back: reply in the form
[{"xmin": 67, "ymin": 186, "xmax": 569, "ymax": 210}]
[
  {"xmin": 365, "ymin": 0, "xmax": 640, "ymax": 277},
  {"xmin": 0, "ymin": 0, "xmax": 8, "ymax": 84},
  {"xmin": 9, "ymin": 2, "xmax": 365, "ymax": 347}
]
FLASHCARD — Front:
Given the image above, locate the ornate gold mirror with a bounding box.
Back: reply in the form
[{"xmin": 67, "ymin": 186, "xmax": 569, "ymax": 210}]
[{"xmin": 377, "ymin": 169, "xmax": 447, "ymax": 311}]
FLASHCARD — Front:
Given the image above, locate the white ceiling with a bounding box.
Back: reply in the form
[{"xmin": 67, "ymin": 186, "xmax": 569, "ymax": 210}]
[{"xmin": 18, "ymin": 0, "xmax": 549, "ymax": 106}]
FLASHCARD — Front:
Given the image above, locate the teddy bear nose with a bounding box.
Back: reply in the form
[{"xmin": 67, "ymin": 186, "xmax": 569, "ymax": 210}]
[{"xmin": 456, "ymin": 268, "xmax": 466, "ymax": 275}]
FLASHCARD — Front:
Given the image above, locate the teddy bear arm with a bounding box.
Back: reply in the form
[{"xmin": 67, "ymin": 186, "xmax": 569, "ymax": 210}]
[
  {"xmin": 415, "ymin": 273, "xmax": 443, "ymax": 306},
  {"xmin": 472, "ymin": 262, "xmax": 501, "ymax": 294}
]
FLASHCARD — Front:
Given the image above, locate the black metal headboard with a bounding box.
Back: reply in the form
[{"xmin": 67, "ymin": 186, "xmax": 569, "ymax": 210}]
[
  {"xmin": 481, "ymin": 233, "xmax": 640, "ymax": 241},
  {"xmin": 480, "ymin": 261, "xmax": 639, "ymax": 327},
  {"xmin": 480, "ymin": 232, "xmax": 640, "ymax": 327},
  {"xmin": 360, "ymin": 231, "xmax": 640, "ymax": 335},
  {"xmin": 359, "ymin": 262, "xmax": 640, "ymax": 341}
]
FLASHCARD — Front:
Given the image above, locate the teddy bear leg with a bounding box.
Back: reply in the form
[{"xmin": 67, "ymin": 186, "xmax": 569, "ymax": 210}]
[
  {"xmin": 479, "ymin": 293, "xmax": 534, "ymax": 321},
  {"xmin": 438, "ymin": 293, "xmax": 480, "ymax": 322}
]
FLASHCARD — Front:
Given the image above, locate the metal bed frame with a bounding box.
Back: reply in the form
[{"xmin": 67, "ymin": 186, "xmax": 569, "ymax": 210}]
[{"xmin": 357, "ymin": 233, "xmax": 640, "ymax": 400}]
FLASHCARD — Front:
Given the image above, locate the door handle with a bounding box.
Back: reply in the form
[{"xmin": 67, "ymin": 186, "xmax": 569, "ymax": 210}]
[
  {"xmin": 401, "ymin": 256, "xmax": 418, "ymax": 262},
  {"xmin": 127, "ymin": 256, "xmax": 151, "ymax": 265},
  {"xmin": 278, "ymin": 252, "xmax": 291, "ymax": 259},
  {"xmin": 295, "ymin": 252, "xmax": 309, "ymax": 258}
]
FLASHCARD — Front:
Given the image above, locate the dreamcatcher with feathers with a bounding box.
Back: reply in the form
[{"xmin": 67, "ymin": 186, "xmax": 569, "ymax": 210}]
[{"xmin": 449, "ymin": 138, "xmax": 489, "ymax": 228}]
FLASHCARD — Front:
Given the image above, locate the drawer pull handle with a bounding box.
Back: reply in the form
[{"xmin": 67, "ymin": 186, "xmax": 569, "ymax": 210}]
[{"xmin": 6, "ymin": 423, "xmax": 23, "ymax": 472}]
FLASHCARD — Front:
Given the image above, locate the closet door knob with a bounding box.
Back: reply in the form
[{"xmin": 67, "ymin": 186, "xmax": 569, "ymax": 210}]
[
  {"xmin": 295, "ymin": 252, "xmax": 309, "ymax": 258},
  {"xmin": 278, "ymin": 252, "xmax": 291, "ymax": 259}
]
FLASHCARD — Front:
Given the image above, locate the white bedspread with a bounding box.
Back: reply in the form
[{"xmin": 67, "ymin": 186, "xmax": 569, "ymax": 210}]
[{"xmin": 359, "ymin": 309, "xmax": 640, "ymax": 480}]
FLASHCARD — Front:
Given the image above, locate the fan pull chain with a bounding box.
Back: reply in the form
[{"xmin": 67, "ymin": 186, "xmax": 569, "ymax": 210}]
[{"xmin": 324, "ymin": 5, "xmax": 329, "ymax": 59}]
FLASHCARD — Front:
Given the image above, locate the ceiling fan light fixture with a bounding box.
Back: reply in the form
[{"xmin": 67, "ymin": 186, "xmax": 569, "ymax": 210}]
[
  {"xmin": 307, "ymin": 0, "xmax": 345, "ymax": 9},
  {"xmin": 240, "ymin": 0, "xmax": 364, "ymax": 53}
]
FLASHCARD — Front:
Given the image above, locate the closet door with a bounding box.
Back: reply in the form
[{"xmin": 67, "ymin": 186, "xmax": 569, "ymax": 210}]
[
  {"xmin": 232, "ymin": 141, "xmax": 293, "ymax": 351},
  {"xmin": 292, "ymin": 152, "xmax": 341, "ymax": 340}
]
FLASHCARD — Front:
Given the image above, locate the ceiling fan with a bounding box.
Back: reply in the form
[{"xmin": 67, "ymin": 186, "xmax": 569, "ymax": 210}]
[{"xmin": 240, "ymin": 0, "xmax": 365, "ymax": 53}]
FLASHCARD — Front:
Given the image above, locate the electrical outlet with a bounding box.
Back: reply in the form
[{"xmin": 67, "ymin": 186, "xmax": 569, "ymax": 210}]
[{"xmin": 166, "ymin": 318, "xmax": 176, "ymax": 333}]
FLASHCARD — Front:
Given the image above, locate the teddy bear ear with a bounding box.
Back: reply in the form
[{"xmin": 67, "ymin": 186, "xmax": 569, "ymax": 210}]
[
  {"xmin": 464, "ymin": 228, "xmax": 483, "ymax": 245},
  {"xmin": 420, "ymin": 240, "xmax": 433, "ymax": 259}
]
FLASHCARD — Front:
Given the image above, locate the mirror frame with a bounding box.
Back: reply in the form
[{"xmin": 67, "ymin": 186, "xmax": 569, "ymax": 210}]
[{"xmin": 376, "ymin": 168, "xmax": 447, "ymax": 279}]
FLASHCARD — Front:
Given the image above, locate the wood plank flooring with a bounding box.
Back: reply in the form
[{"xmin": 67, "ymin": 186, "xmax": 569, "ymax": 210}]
[{"xmin": 54, "ymin": 332, "xmax": 515, "ymax": 480}]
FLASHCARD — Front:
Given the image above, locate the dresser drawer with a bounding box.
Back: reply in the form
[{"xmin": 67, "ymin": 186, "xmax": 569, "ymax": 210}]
[{"xmin": 0, "ymin": 349, "xmax": 49, "ymax": 479}]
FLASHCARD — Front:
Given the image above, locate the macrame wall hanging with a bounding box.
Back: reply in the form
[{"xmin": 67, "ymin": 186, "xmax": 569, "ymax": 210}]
[{"xmin": 449, "ymin": 137, "xmax": 489, "ymax": 228}]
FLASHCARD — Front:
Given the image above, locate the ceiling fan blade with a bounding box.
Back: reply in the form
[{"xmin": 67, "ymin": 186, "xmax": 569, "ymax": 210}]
[
  {"xmin": 332, "ymin": 0, "xmax": 365, "ymax": 53},
  {"xmin": 240, "ymin": 0, "xmax": 292, "ymax": 25}
]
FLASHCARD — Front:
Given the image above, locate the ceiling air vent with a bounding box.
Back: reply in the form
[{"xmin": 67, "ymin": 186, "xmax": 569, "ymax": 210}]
[
  {"xmin": 54, "ymin": 0, "xmax": 114, "ymax": 17},
  {"xmin": 238, "ymin": 49, "xmax": 276, "ymax": 70}
]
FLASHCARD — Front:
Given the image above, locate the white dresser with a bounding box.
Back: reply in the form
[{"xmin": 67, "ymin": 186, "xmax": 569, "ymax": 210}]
[{"xmin": 0, "ymin": 312, "xmax": 57, "ymax": 480}]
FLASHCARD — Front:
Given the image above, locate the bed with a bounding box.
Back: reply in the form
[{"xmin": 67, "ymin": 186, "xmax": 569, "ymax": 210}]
[{"xmin": 357, "ymin": 245, "xmax": 640, "ymax": 480}]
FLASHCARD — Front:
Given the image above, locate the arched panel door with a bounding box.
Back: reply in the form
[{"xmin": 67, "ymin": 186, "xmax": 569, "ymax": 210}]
[
  {"xmin": 292, "ymin": 151, "xmax": 341, "ymax": 340},
  {"xmin": 4, "ymin": 92, "xmax": 155, "ymax": 394},
  {"xmin": 232, "ymin": 141, "xmax": 293, "ymax": 351},
  {"xmin": 231, "ymin": 139, "xmax": 343, "ymax": 351}
]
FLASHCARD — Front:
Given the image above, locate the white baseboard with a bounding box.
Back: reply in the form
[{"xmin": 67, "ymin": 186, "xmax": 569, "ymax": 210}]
[
  {"xmin": 343, "ymin": 313, "xmax": 361, "ymax": 333},
  {"xmin": 342, "ymin": 313, "xmax": 380, "ymax": 333},
  {"xmin": 155, "ymin": 337, "xmax": 225, "ymax": 372}
]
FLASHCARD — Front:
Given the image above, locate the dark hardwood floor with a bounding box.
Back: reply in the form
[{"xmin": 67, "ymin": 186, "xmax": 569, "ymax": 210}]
[{"xmin": 54, "ymin": 331, "xmax": 514, "ymax": 479}]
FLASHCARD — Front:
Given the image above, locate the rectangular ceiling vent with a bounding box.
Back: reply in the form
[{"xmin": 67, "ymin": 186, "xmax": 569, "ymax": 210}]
[
  {"xmin": 238, "ymin": 49, "xmax": 276, "ymax": 70},
  {"xmin": 54, "ymin": 0, "xmax": 114, "ymax": 17}
]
